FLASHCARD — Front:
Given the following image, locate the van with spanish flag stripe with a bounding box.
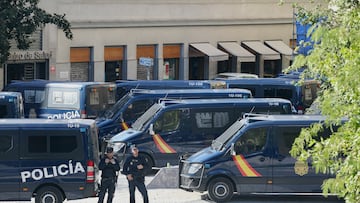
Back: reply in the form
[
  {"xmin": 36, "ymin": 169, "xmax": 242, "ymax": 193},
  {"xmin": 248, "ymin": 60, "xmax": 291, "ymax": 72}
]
[
  {"xmin": 96, "ymin": 88, "xmax": 252, "ymax": 143},
  {"xmin": 108, "ymin": 98, "xmax": 295, "ymax": 168},
  {"xmin": 179, "ymin": 115, "xmax": 344, "ymax": 202}
]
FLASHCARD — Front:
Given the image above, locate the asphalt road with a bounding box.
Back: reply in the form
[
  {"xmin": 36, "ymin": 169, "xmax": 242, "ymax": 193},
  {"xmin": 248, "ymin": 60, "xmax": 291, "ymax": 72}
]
[{"xmin": 5, "ymin": 171, "xmax": 344, "ymax": 203}]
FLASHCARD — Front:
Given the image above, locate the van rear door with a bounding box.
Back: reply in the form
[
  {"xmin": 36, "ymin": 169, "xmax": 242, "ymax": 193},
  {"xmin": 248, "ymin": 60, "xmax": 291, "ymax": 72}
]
[
  {"xmin": 0, "ymin": 129, "xmax": 20, "ymax": 200},
  {"xmin": 86, "ymin": 85, "xmax": 116, "ymax": 118}
]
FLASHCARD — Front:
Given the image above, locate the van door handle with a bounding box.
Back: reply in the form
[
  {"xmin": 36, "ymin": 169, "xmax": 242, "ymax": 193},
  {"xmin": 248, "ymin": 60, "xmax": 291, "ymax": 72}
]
[{"xmin": 259, "ymin": 157, "xmax": 266, "ymax": 162}]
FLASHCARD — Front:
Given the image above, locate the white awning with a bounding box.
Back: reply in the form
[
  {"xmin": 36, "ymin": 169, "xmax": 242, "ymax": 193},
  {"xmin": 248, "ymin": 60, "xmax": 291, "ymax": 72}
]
[
  {"xmin": 242, "ymin": 41, "xmax": 281, "ymax": 60},
  {"xmin": 265, "ymin": 40, "xmax": 295, "ymax": 60},
  {"xmin": 218, "ymin": 42, "xmax": 256, "ymax": 62},
  {"xmin": 190, "ymin": 43, "xmax": 229, "ymax": 62}
]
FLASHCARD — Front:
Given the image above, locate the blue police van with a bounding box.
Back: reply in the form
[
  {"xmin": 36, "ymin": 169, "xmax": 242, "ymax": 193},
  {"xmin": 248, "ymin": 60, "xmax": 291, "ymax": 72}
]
[
  {"xmin": 0, "ymin": 92, "xmax": 24, "ymax": 118},
  {"xmin": 115, "ymin": 80, "xmax": 226, "ymax": 98},
  {"xmin": 109, "ymin": 98, "xmax": 295, "ymax": 168},
  {"xmin": 179, "ymin": 115, "xmax": 342, "ymax": 202},
  {"xmin": 221, "ymin": 78, "xmax": 320, "ymax": 114},
  {"xmin": 96, "ymin": 88, "xmax": 252, "ymax": 141},
  {"xmin": 3, "ymin": 80, "xmax": 49, "ymax": 118},
  {"xmin": 3, "ymin": 80, "xmax": 117, "ymax": 119},
  {"xmin": 0, "ymin": 119, "xmax": 100, "ymax": 203}
]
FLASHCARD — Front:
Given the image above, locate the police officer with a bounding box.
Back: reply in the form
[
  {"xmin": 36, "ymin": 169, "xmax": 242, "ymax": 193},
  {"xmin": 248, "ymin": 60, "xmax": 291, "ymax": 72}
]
[
  {"xmin": 98, "ymin": 147, "xmax": 120, "ymax": 203},
  {"xmin": 122, "ymin": 145, "xmax": 150, "ymax": 203}
]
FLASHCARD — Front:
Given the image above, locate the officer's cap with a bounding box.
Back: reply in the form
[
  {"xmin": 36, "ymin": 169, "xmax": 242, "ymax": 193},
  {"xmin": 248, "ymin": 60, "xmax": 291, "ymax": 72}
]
[{"xmin": 106, "ymin": 147, "xmax": 114, "ymax": 153}]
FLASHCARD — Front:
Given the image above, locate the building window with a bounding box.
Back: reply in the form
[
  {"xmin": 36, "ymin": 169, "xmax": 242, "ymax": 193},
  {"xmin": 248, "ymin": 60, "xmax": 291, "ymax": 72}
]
[
  {"xmin": 70, "ymin": 47, "xmax": 91, "ymax": 81},
  {"xmin": 137, "ymin": 45, "xmax": 156, "ymax": 80},
  {"xmin": 104, "ymin": 46, "xmax": 124, "ymax": 82},
  {"xmin": 163, "ymin": 44, "xmax": 181, "ymax": 80}
]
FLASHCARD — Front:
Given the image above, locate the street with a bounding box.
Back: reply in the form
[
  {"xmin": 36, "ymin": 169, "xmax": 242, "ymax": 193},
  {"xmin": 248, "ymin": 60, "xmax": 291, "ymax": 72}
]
[{"xmin": 63, "ymin": 173, "xmax": 344, "ymax": 203}]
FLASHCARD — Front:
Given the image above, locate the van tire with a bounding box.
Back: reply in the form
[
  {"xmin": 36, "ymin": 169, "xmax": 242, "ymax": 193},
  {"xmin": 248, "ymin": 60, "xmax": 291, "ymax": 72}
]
[
  {"xmin": 207, "ymin": 177, "xmax": 234, "ymax": 202},
  {"xmin": 35, "ymin": 186, "xmax": 64, "ymax": 203}
]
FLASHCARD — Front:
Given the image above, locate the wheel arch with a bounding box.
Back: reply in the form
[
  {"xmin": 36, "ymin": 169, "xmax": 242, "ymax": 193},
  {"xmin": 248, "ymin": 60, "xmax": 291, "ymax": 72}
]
[
  {"xmin": 206, "ymin": 170, "xmax": 238, "ymax": 193},
  {"xmin": 33, "ymin": 183, "xmax": 65, "ymax": 200}
]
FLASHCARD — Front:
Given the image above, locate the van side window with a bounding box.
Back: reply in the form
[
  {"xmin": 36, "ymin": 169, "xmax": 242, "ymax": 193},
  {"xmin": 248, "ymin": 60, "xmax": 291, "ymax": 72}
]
[
  {"xmin": 22, "ymin": 130, "xmax": 82, "ymax": 159},
  {"xmin": 264, "ymin": 87, "xmax": 293, "ymax": 100},
  {"xmin": 28, "ymin": 136, "xmax": 47, "ymax": 153},
  {"xmin": 123, "ymin": 100, "xmax": 153, "ymax": 121},
  {"xmin": 24, "ymin": 89, "xmax": 45, "ymax": 104},
  {"xmin": 234, "ymin": 127, "xmax": 268, "ymax": 156},
  {"xmin": 0, "ymin": 136, "xmax": 12, "ymax": 153},
  {"xmin": 195, "ymin": 111, "xmax": 230, "ymax": 128},
  {"xmin": 50, "ymin": 136, "xmax": 77, "ymax": 153},
  {"xmin": 0, "ymin": 105, "xmax": 9, "ymax": 118},
  {"xmin": 153, "ymin": 110, "xmax": 180, "ymax": 133},
  {"xmin": 277, "ymin": 88, "xmax": 293, "ymax": 100},
  {"xmin": 274, "ymin": 127, "xmax": 301, "ymax": 157},
  {"xmin": 0, "ymin": 131, "xmax": 19, "ymax": 160}
]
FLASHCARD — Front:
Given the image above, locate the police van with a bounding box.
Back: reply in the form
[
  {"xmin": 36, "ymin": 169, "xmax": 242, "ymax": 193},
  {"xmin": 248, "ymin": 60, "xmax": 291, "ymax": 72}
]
[
  {"xmin": 0, "ymin": 92, "xmax": 24, "ymax": 118},
  {"xmin": 179, "ymin": 115, "xmax": 342, "ymax": 202},
  {"xmin": 0, "ymin": 119, "xmax": 100, "ymax": 203},
  {"xmin": 222, "ymin": 78, "xmax": 320, "ymax": 114},
  {"xmin": 3, "ymin": 80, "xmax": 117, "ymax": 119},
  {"xmin": 109, "ymin": 98, "xmax": 295, "ymax": 168},
  {"xmin": 115, "ymin": 80, "xmax": 226, "ymax": 98},
  {"xmin": 97, "ymin": 88, "xmax": 252, "ymax": 141}
]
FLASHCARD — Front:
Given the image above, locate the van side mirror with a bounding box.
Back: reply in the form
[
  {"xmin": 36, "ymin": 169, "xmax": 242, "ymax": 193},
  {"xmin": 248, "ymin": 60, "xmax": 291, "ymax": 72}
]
[
  {"xmin": 230, "ymin": 143, "xmax": 236, "ymax": 156},
  {"xmin": 119, "ymin": 113, "xmax": 124, "ymax": 121},
  {"xmin": 149, "ymin": 124, "xmax": 154, "ymax": 135}
]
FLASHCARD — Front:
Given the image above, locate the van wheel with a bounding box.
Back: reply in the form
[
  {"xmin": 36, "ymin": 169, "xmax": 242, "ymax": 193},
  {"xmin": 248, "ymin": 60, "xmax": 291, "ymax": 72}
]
[
  {"xmin": 35, "ymin": 186, "xmax": 64, "ymax": 203},
  {"xmin": 141, "ymin": 153, "xmax": 155, "ymax": 175},
  {"xmin": 207, "ymin": 177, "xmax": 234, "ymax": 202}
]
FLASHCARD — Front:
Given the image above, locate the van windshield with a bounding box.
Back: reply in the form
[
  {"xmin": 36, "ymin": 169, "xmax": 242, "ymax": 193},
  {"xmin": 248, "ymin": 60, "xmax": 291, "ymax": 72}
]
[
  {"xmin": 211, "ymin": 118, "xmax": 247, "ymax": 151},
  {"xmin": 101, "ymin": 93, "xmax": 132, "ymax": 119},
  {"xmin": 46, "ymin": 87, "xmax": 80, "ymax": 109},
  {"xmin": 132, "ymin": 103, "xmax": 162, "ymax": 131}
]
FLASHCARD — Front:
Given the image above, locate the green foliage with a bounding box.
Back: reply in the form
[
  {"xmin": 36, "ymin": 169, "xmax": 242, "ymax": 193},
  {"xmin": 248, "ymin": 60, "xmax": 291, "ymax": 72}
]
[
  {"xmin": 289, "ymin": 0, "xmax": 360, "ymax": 202},
  {"xmin": 0, "ymin": 0, "xmax": 72, "ymax": 63}
]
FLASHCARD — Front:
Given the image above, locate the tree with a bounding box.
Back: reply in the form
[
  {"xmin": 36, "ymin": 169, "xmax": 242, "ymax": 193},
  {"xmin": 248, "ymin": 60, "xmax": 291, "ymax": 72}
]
[
  {"xmin": 289, "ymin": 0, "xmax": 360, "ymax": 203},
  {"xmin": 0, "ymin": 0, "xmax": 72, "ymax": 64}
]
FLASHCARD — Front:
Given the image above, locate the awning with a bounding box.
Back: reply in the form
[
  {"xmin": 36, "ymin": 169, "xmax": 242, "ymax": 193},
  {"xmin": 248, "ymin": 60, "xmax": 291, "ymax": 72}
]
[
  {"xmin": 218, "ymin": 42, "xmax": 256, "ymax": 62},
  {"xmin": 241, "ymin": 41, "xmax": 281, "ymax": 60},
  {"xmin": 190, "ymin": 43, "xmax": 229, "ymax": 62},
  {"xmin": 265, "ymin": 40, "xmax": 295, "ymax": 60}
]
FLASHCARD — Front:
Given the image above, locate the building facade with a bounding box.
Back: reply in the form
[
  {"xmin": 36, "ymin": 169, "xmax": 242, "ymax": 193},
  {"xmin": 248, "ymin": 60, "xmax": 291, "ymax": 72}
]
[{"xmin": 2, "ymin": 0, "xmax": 309, "ymax": 89}]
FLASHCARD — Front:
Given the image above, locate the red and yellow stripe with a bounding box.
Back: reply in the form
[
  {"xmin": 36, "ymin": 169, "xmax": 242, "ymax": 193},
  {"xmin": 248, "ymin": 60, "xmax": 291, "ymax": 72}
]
[
  {"xmin": 152, "ymin": 134, "xmax": 176, "ymax": 153},
  {"xmin": 121, "ymin": 121, "xmax": 129, "ymax": 130},
  {"xmin": 232, "ymin": 155, "xmax": 261, "ymax": 177}
]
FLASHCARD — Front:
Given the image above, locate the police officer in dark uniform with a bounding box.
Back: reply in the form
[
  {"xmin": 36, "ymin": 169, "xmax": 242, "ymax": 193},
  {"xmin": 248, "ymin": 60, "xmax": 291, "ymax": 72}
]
[
  {"xmin": 98, "ymin": 147, "xmax": 120, "ymax": 203},
  {"xmin": 122, "ymin": 145, "xmax": 150, "ymax": 203}
]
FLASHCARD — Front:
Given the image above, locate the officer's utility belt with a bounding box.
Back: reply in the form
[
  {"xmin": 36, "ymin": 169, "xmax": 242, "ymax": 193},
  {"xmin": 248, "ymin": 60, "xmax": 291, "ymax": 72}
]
[{"xmin": 102, "ymin": 177, "xmax": 116, "ymax": 180}]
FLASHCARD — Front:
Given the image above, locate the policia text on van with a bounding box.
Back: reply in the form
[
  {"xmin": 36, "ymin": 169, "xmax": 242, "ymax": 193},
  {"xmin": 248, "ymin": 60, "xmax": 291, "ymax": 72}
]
[
  {"xmin": 179, "ymin": 115, "xmax": 344, "ymax": 202},
  {"xmin": 109, "ymin": 98, "xmax": 296, "ymax": 168},
  {"xmin": 0, "ymin": 119, "xmax": 100, "ymax": 203}
]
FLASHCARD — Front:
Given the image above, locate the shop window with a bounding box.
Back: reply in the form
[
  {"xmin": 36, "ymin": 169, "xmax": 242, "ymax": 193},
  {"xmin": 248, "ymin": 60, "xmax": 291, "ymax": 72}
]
[
  {"xmin": 137, "ymin": 45, "xmax": 156, "ymax": 80},
  {"xmin": 70, "ymin": 47, "xmax": 91, "ymax": 81},
  {"xmin": 163, "ymin": 44, "xmax": 181, "ymax": 80},
  {"xmin": 105, "ymin": 47, "xmax": 124, "ymax": 81}
]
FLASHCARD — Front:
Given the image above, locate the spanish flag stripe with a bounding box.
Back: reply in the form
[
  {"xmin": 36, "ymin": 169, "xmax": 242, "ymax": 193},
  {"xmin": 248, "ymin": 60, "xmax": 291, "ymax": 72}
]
[
  {"xmin": 153, "ymin": 135, "xmax": 166, "ymax": 153},
  {"xmin": 121, "ymin": 122, "xmax": 129, "ymax": 130},
  {"xmin": 152, "ymin": 134, "xmax": 176, "ymax": 153},
  {"xmin": 232, "ymin": 155, "xmax": 261, "ymax": 177}
]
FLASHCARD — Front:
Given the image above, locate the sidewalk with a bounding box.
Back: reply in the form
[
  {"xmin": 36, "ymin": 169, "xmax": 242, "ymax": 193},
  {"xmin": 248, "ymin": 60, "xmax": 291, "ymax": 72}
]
[{"xmin": 65, "ymin": 174, "xmax": 208, "ymax": 203}]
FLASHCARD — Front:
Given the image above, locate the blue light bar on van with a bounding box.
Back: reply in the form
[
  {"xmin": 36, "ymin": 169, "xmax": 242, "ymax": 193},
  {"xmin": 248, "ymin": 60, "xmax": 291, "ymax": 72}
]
[{"xmin": 80, "ymin": 127, "xmax": 86, "ymax": 132}]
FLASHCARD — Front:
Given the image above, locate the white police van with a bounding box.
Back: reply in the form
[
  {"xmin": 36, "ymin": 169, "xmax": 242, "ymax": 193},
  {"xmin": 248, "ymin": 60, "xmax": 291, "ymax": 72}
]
[{"xmin": 0, "ymin": 119, "xmax": 100, "ymax": 203}]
